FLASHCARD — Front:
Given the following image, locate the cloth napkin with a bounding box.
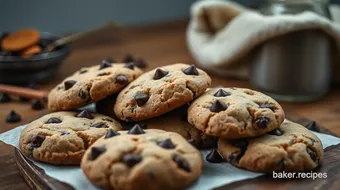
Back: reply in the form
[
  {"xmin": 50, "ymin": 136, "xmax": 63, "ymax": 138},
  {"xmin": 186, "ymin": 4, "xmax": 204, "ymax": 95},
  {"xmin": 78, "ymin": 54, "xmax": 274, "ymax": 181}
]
[{"xmin": 187, "ymin": 0, "xmax": 340, "ymax": 82}]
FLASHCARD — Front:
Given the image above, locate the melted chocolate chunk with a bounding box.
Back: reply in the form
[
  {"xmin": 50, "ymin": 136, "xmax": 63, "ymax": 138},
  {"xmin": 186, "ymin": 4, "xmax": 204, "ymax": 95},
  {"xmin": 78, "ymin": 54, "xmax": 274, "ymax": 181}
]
[
  {"xmin": 124, "ymin": 62, "xmax": 135, "ymax": 70},
  {"xmin": 60, "ymin": 131, "xmax": 70, "ymax": 136},
  {"xmin": 206, "ymin": 149, "xmax": 224, "ymax": 163},
  {"xmin": 31, "ymin": 99, "xmax": 45, "ymax": 110},
  {"xmin": 259, "ymin": 104, "xmax": 275, "ymax": 111},
  {"xmin": 255, "ymin": 116, "xmax": 270, "ymax": 129},
  {"xmin": 102, "ymin": 118, "xmax": 113, "ymax": 122},
  {"xmin": 267, "ymin": 129, "xmax": 283, "ymax": 136},
  {"xmin": 115, "ymin": 75, "xmax": 129, "ymax": 85},
  {"xmin": 127, "ymin": 124, "xmax": 145, "ymax": 135},
  {"xmin": 99, "ymin": 60, "xmax": 112, "ymax": 70},
  {"xmin": 6, "ymin": 110, "xmax": 21, "ymax": 123},
  {"xmin": 91, "ymin": 123, "xmax": 109, "ymax": 128},
  {"xmin": 210, "ymin": 100, "xmax": 228, "ymax": 112},
  {"xmin": 76, "ymin": 110, "xmax": 94, "ymax": 119},
  {"xmin": 172, "ymin": 154, "xmax": 191, "ymax": 172},
  {"xmin": 46, "ymin": 117, "xmax": 62, "ymax": 124},
  {"xmin": 123, "ymin": 54, "xmax": 135, "ymax": 63},
  {"xmin": 78, "ymin": 89, "xmax": 88, "ymax": 99},
  {"xmin": 306, "ymin": 147, "xmax": 317, "ymax": 162},
  {"xmin": 64, "ymin": 80, "xmax": 76, "ymax": 90},
  {"xmin": 97, "ymin": 72, "xmax": 110, "ymax": 76},
  {"xmin": 153, "ymin": 68, "xmax": 169, "ymax": 80},
  {"xmin": 122, "ymin": 153, "xmax": 142, "ymax": 167},
  {"xmin": 89, "ymin": 146, "xmax": 106, "ymax": 161},
  {"xmin": 31, "ymin": 135, "xmax": 46, "ymax": 148},
  {"xmin": 158, "ymin": 138, "xmax": 176, "ymax": 149},
  {"xmin": 228, "ymin": 139, "xmax": 248, "ymax": 162},
  {"xmin": 214, "ymin": 89, "xmax": 230, "ymax": 97},
  {"xmin": 135, "ymin": 59, "xmax": 146, "ymax": 68},
  {"xmin": 134, "ymin": 93, "xmax": 149, "ymax": 106},
  {"xmin": 305, "ymin": 121, "xmax": 320, "ymax": 132},
  {"xmin": 105, "ymin": 128, "xmax": 120, "ymax": 139}
]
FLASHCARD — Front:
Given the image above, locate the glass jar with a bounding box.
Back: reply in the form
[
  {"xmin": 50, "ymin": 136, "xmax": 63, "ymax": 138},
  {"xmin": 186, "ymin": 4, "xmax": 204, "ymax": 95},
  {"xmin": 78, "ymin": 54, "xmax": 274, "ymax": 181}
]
[{"xmin": 250, "ymin": 0, "xmax": 332, "ymax": 102}]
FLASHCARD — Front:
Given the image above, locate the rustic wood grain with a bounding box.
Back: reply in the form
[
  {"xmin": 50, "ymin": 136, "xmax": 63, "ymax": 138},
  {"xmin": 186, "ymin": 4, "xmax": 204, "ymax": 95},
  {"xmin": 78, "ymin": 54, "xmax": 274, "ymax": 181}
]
[{"xmin": 0, "ymin": 20, "xmax": 340, "ymax": 190}]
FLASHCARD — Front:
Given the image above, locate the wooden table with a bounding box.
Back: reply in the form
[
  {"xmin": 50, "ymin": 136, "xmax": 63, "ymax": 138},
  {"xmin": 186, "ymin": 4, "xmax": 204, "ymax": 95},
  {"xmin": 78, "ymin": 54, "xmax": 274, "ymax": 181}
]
[{"xmin": 0, "ymin": 20, "xmax": 340, "ymax": 190}]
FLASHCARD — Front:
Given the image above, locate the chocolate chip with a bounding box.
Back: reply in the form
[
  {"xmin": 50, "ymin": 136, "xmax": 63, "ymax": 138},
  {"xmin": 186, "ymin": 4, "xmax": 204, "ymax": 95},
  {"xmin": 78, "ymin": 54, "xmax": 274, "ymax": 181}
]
[
  {"xmin": 135, "ymin": 59, "xmax": 146, "ymax": 68},
  {"xmin": 172, "ymin": 154, "xmax": 191, "ymax": 172},
  {"xmin": 228, "ymin": 153, "xmax": 236, "ymax": 163},
  {"xmin": 158, "ymin": 139, "xmax": 176, "ymax": 149},
  {"xmin": 46, "ymin": 117, "xmax": 62, "ymax": 124},
  {"xmin": 64, "ymin": 80, "xmax": 76, "ymax": 90},
  {"xmin": 214, "ymin": 89, "xmax": 230, "ymax": 97},
  {"xmin": 31, "ymin": 135, "xmax": 46, "ymax": 148},
  {"xmin": 0, "ymin": 93, "xmax": 11, "ymax": 103},
  {"xmin": 267, "ymin": 129, "xmax": 283, "ymax": 136},
  {"xmin": 91, "ymin": 123, "xmax": 109, "ymax": 128},
  {"xmin": 115, "ymin": 75, "xmax": 129, "ymax": 85},
  {"xmin": 128, "ymin": 124, "xmax": 145, "ymax": 135},
  {"xmin": 76, "ymin": 110, "xmax": 94, "ymax": 119},
  {"xmin": 153, "ymin": 68, "xmax": 169, "ymax": 80},
  {"xmin": 123, "ymin": 54, "xmax": 135, "ymax": 63},
  {"xmin": 306, "ymin": 147, "xmax": 317, "ymax": 162},
  {"xmin": 6, "ymin": 110, "xmax": 21, "ymax": 123},
  {"xmin": 78, "ymin": 89, "xmax": 87, "ymax": 99},
  {"xmin": 89, "ymin": 146, "xmax": 106, "ymax": 161},
  {"xmin": 79, "ymin": 69, "xmax": 88, "ymax": 74},
  {"xmin": 210, "ymin": 100, "xmax": 227, "ymax": 112},
  {"xmin": 259, "ymin": 104, "xmax": 275, "ymax": 111},
  {"xmin": 99, "ymin": 60, "xmax": 112, "ymax": 70},
  {"xmin": 105, "ymin": 128, "xmax": 120, "ymax": 139},
  {"xmin": 134, "ymin": 93, "xmax": 149, "ymax": 107},
  {"xmin": 122, "ymin": 153, "xmax": 142, "ymax": 167},
  {"xmin": 255, "ymin": 116, "xmax": 270, "ymax": 129},
  {"xmin": 60, "ymin": 132, "xmax": 70, "ymax": 136},
  {"xmin": 183, "ymin": 65, "xmax": 199, "ymax": 75},
  {"xmin": 206, "ymin": 149, "xmax": 224, "ymax": 163},
  {"xmin": 124, "ymin": 62, "xmax": 134, "ymax": 70},
  {"xmin": 31, "ymin": 99, "xmax": 45, "ymax": 110},
  {"xmin": 19, "ymin": 97, "xmax": 29, "ymax": 102},
  {"xmin": 102, "ymin": 118, "xmax": 113, "ymax": 122},
  {"xmin": 305, "ymin": 121, "xmax": 320, "ymax": 132}
]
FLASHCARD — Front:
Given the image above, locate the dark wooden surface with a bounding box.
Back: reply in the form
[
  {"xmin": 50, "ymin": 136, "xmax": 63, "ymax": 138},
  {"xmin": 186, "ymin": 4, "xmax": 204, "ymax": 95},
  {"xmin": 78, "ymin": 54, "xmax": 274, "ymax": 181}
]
[{"xmin": 1, "ymin": 20, "xmax": 340, "ymax": 190}]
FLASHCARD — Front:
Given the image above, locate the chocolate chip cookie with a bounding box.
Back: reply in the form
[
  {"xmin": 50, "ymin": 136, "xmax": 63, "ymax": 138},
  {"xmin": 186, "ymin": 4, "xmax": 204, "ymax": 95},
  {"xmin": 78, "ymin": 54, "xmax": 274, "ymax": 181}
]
[
  {"xmin": 218, "ymin": 121, "xmax": 324, "ymax": 173},
  {"xmin": 19, "ymin": 111, "xmax": 122, "ymax": 165},
  {"xmin": 114, "ymin": 63, "xmax": 211, "ymax": 121},
  {"xmin": 188, "ymin": 87, "xmax": 285, "ymax": 139},
  {"xmin": 81, "ymin": 129, "xmax": 203, "ymax": 190},
  {"xmin": 48, "ymin": 62, "xmax": 143, "ymax": 111}
]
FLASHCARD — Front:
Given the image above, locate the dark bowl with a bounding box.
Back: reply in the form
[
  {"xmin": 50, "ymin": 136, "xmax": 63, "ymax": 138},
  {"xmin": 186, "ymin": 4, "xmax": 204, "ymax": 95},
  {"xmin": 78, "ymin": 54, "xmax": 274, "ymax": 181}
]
[{"xmin": 0, "ymin": 32, "xmax": 71, "ymax": 85}]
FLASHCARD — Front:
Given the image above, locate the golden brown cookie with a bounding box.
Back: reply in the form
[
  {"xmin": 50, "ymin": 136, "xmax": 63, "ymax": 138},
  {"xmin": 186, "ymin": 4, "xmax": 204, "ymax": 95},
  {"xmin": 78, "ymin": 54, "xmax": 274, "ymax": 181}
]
[
  {"xmin": 114, "ymin": 63, "xmax": 211, "ymax": 121},
  {"xmin": 48, "ymin": 62, "xmax": 143, "ymax": 111},
  {"xmin": 81, "ymin": 128, "xmax": 203, "ymax": 190},
  {"xmin": 1, "ymin": 29, "xmax": 40, "ymax": 51},
  {"xmin": 19, "ymin": 111, "xmax": 122, "ymax": 165},
  {"xmin": 188, "ymin": 87, "xmax": 285, "ymax": 139},
  {"xmin": 218, "ymin": 121, "xmax": 324, "ymax": 173}
]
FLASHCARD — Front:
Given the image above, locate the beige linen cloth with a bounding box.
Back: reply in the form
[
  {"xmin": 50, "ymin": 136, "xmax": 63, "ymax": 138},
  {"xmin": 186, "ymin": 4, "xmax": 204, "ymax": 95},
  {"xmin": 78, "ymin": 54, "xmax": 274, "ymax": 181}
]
[{"xmin": 187, "ymin": 0, "xmax": 340, "ymax": 82}]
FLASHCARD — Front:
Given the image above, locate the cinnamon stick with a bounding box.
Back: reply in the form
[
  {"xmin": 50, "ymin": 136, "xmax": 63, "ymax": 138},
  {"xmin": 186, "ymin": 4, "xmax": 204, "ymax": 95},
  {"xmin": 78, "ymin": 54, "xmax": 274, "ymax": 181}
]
[{"xmin": 0, "ymin": 84, "xmax": 48, "ymax": 101}]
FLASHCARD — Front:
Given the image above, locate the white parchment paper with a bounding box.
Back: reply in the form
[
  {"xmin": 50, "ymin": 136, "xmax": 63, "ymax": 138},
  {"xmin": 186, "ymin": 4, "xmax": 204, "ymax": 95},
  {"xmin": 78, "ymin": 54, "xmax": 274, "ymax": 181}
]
[{"xmin": 1, "ymin": 125, "xmax": 340, "ymax": 190}]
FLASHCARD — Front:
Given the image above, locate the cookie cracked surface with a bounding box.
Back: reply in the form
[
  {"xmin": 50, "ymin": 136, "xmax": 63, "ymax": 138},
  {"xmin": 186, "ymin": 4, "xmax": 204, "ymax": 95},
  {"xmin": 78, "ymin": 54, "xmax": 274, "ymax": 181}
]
[
  {"xmin": 218, "ymin": 121, "xmax": 324, "ymax": 173},
  {"xmin": 114, "ymin": 63, "xmax": 211, "ymax": 121},
  {"xmin": 188, "ymin": 87, "xmax": 285, "ymax": 139},
  {"xmin": 81, "ymin": 129, "xmax": 203, "ymax": 190},
  {"xmin": 19, "ymin": 111, "xmax": 122, "ymax": 165},
  {"xmin": 48, "ymin": 63, "xmax": 143, "ymax": 111}
]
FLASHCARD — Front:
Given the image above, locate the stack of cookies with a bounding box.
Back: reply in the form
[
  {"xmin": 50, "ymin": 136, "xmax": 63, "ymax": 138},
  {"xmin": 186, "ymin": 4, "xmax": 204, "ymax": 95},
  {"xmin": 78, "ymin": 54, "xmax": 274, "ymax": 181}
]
[{"xmin": 19, "ymin": 60, "xmax": 324, "ymax": 190}]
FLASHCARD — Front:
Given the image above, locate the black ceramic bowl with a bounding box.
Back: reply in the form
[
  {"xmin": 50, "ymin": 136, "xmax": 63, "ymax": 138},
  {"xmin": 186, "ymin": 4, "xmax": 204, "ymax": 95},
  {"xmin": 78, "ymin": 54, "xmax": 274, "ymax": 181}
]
[{"xmin": 0, "ymin": 32, "xmax": 71, "ymax": 85}]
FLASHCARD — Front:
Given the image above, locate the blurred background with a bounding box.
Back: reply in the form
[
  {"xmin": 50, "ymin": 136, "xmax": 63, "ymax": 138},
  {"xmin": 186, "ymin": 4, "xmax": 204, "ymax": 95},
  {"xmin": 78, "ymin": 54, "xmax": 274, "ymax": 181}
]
[{"xmin": 1, "ymin": 0, "xmax": 339, "ymax": 33}]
